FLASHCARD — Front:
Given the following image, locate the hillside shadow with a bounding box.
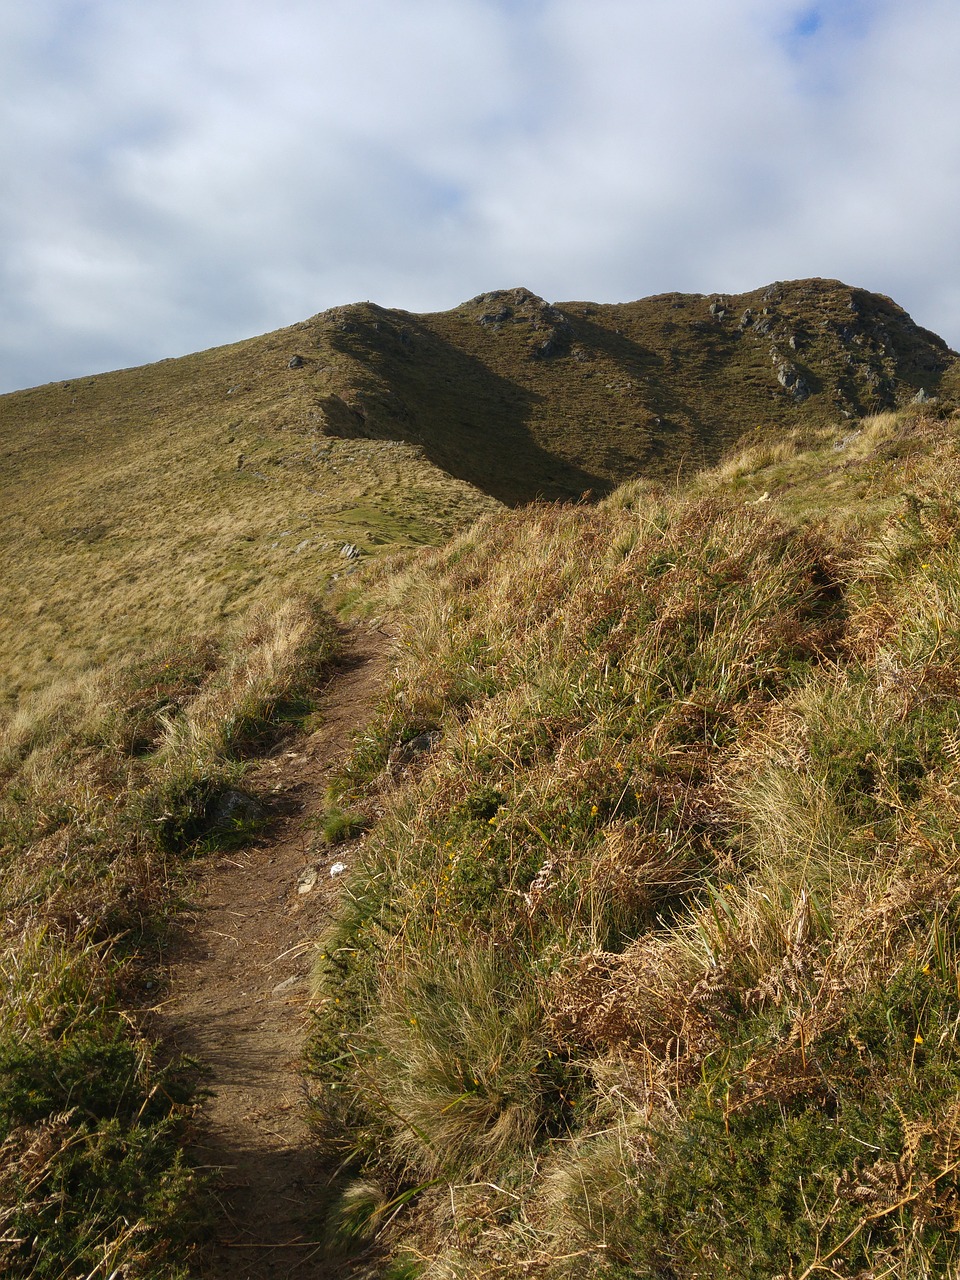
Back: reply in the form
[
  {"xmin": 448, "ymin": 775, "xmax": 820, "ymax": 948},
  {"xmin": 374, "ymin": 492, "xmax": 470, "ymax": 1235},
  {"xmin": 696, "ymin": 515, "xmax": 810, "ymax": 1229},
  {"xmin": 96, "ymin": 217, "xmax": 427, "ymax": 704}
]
[
  {"xmin": 568, "ymin": 314, "xmax": 722, "ymax": 470},
  {"xmin": 566, "ymin": 312, "xmax": 772, "ymax": 471},
  {"xmin": 328, "ymin": 314, "xmax": 607, "ymax": 505}
]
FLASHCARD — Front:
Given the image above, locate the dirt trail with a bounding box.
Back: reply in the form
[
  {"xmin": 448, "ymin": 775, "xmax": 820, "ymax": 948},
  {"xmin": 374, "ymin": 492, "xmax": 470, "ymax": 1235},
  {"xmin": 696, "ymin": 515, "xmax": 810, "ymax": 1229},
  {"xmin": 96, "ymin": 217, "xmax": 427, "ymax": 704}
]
[{"xmin": 155, "ymin": 625, "xmax": 392, "ymax": 1279}]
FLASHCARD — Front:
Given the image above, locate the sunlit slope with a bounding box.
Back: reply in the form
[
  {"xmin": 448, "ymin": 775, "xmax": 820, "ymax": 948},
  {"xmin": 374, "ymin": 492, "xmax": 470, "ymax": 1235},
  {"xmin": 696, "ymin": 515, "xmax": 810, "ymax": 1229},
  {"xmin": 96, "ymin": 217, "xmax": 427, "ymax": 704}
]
[
  {"xmin": 308, "ymin": 403, "xmax": 960, "ymax": 1278},
  {"xmin": 0, "ymin": 324, "xmax": 497, "ymax": 700},
  {"xmin": 2, "ymin": 276, "xmax": 954, "ymax": 699}
]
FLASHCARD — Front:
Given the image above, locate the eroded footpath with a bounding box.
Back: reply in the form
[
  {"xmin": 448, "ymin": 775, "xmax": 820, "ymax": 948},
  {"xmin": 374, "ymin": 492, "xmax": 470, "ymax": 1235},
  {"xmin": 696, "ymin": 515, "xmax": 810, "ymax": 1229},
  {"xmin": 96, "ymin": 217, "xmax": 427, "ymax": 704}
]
[{"xmin": 154, "ymin": 626, "xmax": 391, "ymax": 1280}]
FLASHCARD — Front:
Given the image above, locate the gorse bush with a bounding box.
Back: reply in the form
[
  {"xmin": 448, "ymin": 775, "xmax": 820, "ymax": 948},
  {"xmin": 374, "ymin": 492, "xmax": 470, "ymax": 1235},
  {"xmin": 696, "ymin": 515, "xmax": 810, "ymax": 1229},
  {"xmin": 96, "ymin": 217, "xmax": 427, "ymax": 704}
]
[{"xmin": 309, "ymin": 442, "xmax": 960, "ymax": 1277}]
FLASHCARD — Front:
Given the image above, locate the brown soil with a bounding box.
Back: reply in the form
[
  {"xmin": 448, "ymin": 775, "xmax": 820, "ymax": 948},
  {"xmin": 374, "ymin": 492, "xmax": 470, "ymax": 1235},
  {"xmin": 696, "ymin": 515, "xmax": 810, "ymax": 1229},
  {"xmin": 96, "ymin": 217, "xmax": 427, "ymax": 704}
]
[{"xmin": 154, "ymin": 624, "xmax": 392, "ymax": 1279}]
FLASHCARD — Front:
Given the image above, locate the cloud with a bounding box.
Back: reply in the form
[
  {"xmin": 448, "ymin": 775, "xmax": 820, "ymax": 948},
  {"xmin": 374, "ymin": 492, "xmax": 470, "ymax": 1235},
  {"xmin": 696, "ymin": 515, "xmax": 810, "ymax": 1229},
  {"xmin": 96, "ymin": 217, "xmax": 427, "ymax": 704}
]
[{"xmin": 2, "ymin": 0, "xmax": 960, "ymax": 392}]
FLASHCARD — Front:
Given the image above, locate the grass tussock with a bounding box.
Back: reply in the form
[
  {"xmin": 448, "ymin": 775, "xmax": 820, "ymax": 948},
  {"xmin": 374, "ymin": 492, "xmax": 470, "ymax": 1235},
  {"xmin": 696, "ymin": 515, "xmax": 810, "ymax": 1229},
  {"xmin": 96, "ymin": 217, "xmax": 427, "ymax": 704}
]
[
  {"xmin": 0, "ymin": 595, "xmax": 339, "ymax": 1277},
  {"xmin": 308, "ymin": 429, "xmax": 960, "ymax": 1277}
]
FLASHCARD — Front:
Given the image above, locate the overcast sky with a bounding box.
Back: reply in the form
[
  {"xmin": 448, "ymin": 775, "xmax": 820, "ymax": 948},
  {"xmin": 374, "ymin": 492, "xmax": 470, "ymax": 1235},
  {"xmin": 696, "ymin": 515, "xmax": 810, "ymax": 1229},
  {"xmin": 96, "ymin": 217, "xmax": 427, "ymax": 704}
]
[{"xmin": 2, "ymin": 0, "xmax": 959, "ymax": 393}]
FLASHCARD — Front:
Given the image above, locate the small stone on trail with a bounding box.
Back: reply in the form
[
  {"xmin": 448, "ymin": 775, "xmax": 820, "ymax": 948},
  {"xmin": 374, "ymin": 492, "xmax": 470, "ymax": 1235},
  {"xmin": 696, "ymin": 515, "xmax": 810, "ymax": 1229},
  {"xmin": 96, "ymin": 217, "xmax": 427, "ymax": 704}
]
[
  {"xmin": 330, "ymin": 861, "xmax": 347, "ymax": 877},
  {"xmin": 208, "ymin": 787, "xmax": 266, "ymax": 832},
  {"xmin": 296, "ymin": 866, "xmax": 320, "ymax": 895},
  {"xmin": 387, "ymin": 729, "xmax": 441, "ymax": 775}
]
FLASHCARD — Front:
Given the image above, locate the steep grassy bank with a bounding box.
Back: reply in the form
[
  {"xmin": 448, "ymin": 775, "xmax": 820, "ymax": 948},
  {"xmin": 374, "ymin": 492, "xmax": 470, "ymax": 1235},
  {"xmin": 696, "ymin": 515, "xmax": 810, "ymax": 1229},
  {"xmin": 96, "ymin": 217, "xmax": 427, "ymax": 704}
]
[
  {"xmin": 308, "ymin": 409, "xmax": 960, "ymax": 1277},
  {"xmin": 0, "ymin": 597, "xmax": 338, "ymax": 1277}
]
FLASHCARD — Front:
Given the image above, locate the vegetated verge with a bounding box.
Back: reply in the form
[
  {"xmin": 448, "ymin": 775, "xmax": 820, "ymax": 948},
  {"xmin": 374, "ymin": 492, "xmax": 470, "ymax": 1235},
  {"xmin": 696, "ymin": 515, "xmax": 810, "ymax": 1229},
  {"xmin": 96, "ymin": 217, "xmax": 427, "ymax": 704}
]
[
  {"xmin": 0, "ymin": 596, "xmax": 338, "ymax": 1279},
  {"xmin": 308, "ymin": 409, "xmax": 960, "ymax": 1278}
]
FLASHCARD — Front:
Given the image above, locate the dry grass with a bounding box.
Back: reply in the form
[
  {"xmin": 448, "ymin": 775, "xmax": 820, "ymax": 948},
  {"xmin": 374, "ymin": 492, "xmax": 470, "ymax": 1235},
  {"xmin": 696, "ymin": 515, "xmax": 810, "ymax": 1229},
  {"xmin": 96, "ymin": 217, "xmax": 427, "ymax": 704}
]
[
  {"xmin": 0, "ymin": 594, "xmax": 339, "ymax": 1277},
  {"xmin": 308, "ymin": 421, "xmax": 960, "ymax": 1277},
  {"xmin": 0, "ymin": 323, "xmax": 498, "ymax": 702},
  {"xmin": 4, "ymin": 276, "xmax": 954, "ymax": 702}
]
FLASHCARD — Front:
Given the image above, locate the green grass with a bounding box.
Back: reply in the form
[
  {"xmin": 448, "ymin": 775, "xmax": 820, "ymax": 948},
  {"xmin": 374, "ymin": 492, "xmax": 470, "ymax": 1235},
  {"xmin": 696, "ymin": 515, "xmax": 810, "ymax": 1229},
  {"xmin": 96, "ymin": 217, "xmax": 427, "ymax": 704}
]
[
  {"xmin": 320, "ymin": 278, "xmax": 957, "ymax": 505},
  {"xmin": 3, "ymin": 277, "xmax": 960, "ymax": 1277},
  {"xmin": 3, "ymin": 277, "xmax": 953, "ymax": 702},
  {"xmin": 0, "ymin": 336, "xmax": 498, "ymax": 702}
]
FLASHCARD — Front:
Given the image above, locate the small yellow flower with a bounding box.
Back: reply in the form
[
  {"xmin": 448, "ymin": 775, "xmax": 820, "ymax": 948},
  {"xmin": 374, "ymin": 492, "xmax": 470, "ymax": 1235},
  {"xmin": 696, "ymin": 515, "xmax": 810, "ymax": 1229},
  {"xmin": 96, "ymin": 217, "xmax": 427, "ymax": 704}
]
[
  {"xmin": 914, "ymin": 1034, "xmax": 924, "ymax": 1045},
  {"xmin": 922, "ymin": 964, "xmax": 931, "ymax": 975},
  {"xmin": 590, "ymin": 804, "xmax": 598, "ymax": 816}
]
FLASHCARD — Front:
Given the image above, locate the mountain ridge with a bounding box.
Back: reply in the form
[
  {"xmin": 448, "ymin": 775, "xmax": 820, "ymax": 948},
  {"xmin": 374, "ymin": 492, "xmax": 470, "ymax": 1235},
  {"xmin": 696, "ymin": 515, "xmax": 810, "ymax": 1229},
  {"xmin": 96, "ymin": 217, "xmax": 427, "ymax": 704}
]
[
  {"xmin": 1, "ymin": 275, "xmax": 955, "ymax": 693},
  {"xmin": 311, "ymin": 276, "xmax": 957, "ymax": 500},
  {"xmin": 6, "ymin": 279, "xmax": 960, "ymax": 1278},
  {"xmin": 4, "ymin": 277, "xmax": 956, "ymax": 506}
]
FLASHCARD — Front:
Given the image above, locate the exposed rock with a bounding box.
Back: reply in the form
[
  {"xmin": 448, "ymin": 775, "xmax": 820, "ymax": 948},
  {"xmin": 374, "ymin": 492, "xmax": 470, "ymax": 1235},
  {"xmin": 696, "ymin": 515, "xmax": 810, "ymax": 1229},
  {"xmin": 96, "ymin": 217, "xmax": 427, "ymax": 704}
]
[
  {"xmin": 531, "ymin": 330, "xmax": 569, "ymax": 359},
  {"xmin": 479, "ymin": 307, "xmax": 512, "ymax": 326},
  {"xmin": 296, "ymin": 865, "xmax": 320, "ymax": 895},
  {"xmin": 387, "ymin": 729, "xmax": 441, "ymax": 776},
  {"xmin": 208, "ymin": 788, "xmax": 267, "ymax": 833},
  {"xmin": 913, "ymin": 387, "xmax": 933, "ymax": 404},
  {"xmin": 340, "ymin": 542, "xmax": 361, "ymax": 559},
  {"xmin": 288, "ymin": 354, "xmax": 304, "ymax": 369},
  {"xmin": 775, "ymin": 360, "xmax": 811, "ymax": 401}
]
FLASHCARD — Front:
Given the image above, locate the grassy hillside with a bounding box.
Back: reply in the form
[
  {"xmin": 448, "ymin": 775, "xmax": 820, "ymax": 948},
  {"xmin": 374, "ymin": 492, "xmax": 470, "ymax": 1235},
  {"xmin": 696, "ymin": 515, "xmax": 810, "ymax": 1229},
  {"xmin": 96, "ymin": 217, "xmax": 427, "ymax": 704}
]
[
  {"xmin": 318, "ymin": 278, "xmax": 957, "ymax": 501},
  {"xmin": 4, "ymin": 403, "xmax": 960, "ymax": 1276},
  {"xmin": 0, "ymin": 593, "xmax": 341, "ymax": 1277},
  {"xmin": 308, "ymin": 404, "xmax": 960, "ymax": 1278},
  {"xmin": 0, "ymin": 329, "xmax": 497, "ymax": 701},
  {"xmin": 2, "ymin": 277, "xmax": 953, "ymax": 702},
  {"xmin": 3, "ymin": 280, "xmax": 960, "ymax": 1277}
]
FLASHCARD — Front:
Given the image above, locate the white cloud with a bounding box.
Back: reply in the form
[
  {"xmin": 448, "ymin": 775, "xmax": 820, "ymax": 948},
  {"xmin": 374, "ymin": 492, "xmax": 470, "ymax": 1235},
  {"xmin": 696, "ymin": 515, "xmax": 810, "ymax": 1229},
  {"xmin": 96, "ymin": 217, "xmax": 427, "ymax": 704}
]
[{"xmin": 2, "ymin": 0, "xmax": 960, "ymax": 391}]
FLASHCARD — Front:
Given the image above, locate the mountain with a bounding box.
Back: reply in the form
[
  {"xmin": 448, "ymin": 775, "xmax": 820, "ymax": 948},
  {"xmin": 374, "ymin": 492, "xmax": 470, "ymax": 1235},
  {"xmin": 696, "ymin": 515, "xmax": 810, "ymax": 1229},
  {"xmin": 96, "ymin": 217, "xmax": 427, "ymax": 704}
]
[
  {"xmin": 0, "ymin": 277, "xmax": 954, "ymax": 697},
  {"xmin": 5, "ymin": 278, "xmax": 960, "ymax": 1279},
  {"xmin": 310, "ymin": 277, "xmax": 958, "ymax": 501}
]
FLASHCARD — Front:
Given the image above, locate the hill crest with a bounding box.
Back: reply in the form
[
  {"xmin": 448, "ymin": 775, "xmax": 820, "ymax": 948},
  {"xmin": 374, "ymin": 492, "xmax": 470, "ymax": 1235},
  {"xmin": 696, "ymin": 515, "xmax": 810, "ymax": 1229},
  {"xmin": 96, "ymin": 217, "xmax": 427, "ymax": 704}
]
[{"xmin": 300, "ymin": 276, "xmax": 960, "ymax": 501}]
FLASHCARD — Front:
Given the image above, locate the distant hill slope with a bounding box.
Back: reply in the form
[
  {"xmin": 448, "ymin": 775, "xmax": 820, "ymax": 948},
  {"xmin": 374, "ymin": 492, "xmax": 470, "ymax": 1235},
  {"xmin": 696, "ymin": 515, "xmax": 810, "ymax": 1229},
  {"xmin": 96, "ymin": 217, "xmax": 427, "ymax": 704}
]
[
  {"xmin": 313, "ymin": 277, "xmax": 958, "ymax": 501},
  {"xmin": 0, "ymin": 326, "xmax": 499, "ymax": 699}
]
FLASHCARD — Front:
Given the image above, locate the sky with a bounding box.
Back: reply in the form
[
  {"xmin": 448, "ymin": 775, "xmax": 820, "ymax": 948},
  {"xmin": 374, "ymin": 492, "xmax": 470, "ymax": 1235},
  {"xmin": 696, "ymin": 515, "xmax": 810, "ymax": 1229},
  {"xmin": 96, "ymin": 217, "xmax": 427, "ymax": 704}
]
[{"xmin": 2, "ymin": 0, "xmax": 960, "ymax": 393}]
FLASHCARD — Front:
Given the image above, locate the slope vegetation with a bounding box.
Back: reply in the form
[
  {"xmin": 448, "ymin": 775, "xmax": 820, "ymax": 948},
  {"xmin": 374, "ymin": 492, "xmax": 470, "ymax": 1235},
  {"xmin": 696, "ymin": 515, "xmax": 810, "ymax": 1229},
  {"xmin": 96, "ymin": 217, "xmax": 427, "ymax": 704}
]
[
  {"xmin": 317, "ymin": 277, "xmax": 957, "ymax": 501},
  {"xmin": 1, "ymin": 278, "xmax": 953, "ymax": 701},
  {"xmin": 309, "ymin": 404, "xmax": 960, "ymax": 1277},
  {"xmin": 0, "ymin": 329, "xmax": 497, "ymax": 701},
  {"xmin": 3, "ymin": 280, "xmax": 960, "ymax": 1277}
]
